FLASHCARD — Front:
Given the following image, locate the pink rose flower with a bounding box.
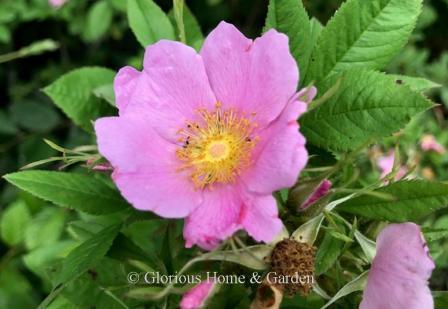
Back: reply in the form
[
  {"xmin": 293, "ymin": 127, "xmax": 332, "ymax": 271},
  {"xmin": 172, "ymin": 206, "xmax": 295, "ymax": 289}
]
[
  {"xmin": 421, "ymin": 134, "xmax": 445, "ymax": 154},
  {"xmin": 299, "ymin": 179, "xmax": 332, "ymax": 210},
  {"xmin": 180, "ymin": 281, "xmax": 215, "ymax": 309},
  {"xmin": 49, "ymin": 0, "xmax": 67, "ymax": 8},
  {"xmin": 360, "ymin": 223, "xmax": 435, "ymax": 309},
  {"xmin": 95, "ymin": 22, "xmax": 313, "ymax": 250},
  {"xmin": 377, "ymin": 151, "xmax": 407, "ymax": 180}
]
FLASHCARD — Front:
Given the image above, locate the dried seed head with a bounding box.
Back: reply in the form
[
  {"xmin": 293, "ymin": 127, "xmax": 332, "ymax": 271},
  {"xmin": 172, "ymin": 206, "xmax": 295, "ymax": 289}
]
[{"xmin": 269, "ymin": 239, "xmax": 316, "ymax": 296}]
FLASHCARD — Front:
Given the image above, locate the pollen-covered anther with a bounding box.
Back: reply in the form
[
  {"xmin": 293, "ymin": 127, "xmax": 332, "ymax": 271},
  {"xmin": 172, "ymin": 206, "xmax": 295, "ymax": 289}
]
[
  {"xmin": 269, "ymin": 239, "xmax": 316, "ymax": 296},
  {"xmin": 176, "ymin": 102, "xmax": 259, "ymax": 189}
]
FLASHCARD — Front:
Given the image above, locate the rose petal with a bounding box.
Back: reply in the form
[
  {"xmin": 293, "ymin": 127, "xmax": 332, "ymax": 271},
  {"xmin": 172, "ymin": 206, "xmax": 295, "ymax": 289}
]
[
  {"xmin": 201, "ymin": 21, "xmax": 299, "ymax": 129},
  {"xmin": 114, "ymin": 40, "xmax": 216, "ymax": 141},
  {"xmin": 241, "ymin": 192, "xmax": 283, "ymax": 243},
  {"xmin": 241, "ymin": 94, "xmax": 310, "ymax": 194},
  {"xmin": 360, "ymin": 223, "xmax": 435, "ymax": 309},
  {"xmin": 180, "ymin": 281, "xmax": 215, "ymax": 309},
  {"xmin": 95, "ymin": 115, "xmax": 201, "ymax": 218},
  {"xmin": 183, "ymin": 184, "xmax": 243, "ymax": 250}
]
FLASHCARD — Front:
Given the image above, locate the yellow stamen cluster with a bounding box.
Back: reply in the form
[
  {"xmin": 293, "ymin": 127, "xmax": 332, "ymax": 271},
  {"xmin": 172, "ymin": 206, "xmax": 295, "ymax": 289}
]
[{"xmin": 176, "ymin": 102, "xmax": 259, "ymax": 189}]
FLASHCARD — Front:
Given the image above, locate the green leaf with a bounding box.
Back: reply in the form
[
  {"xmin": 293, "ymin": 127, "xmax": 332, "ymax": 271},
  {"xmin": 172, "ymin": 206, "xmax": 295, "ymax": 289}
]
[
  {"xmin": 4, "ymin": 171, "xmax": 129, "ymax": 215},
  {"xmin": 301, "ymin": 69, "xmax": 433, "ymax": 151},
  {"xmin": 93, "ymin": 84, "xmax": 115, "ymax": 106},
  {"xmin": 55, "ymin": 224, "xmax": 121, "ymax": 285},
  {"xmin": 0, "ymin": 110, "xmax": 18, "ymax": 135},
  {"xmin": 169, "ymin": 5, "xmax": 204, "ymax": 51},
  {"xmin": 208, "ymin": 245, "xmax": 271, "ymax": 270},
  {"xmin": 0, "ymin": 24, "xmax": 11, "ymax": 44},
  {"xmin": 10, "ymin": 101, "xmax": 60, "ymax": 132},
  {"xmin": 291, "ymin": 214, "xmax": 324, "ymax": 244},
  {"xmin": 354, "ymin": 230, "xmax": 376, "ymax": 262},
  {"xmin": 43, "ymin": 67, "xmax": 115, "ymax": 131},
  {"xmin": 322, "ymin": 271, "xmax": 369, "ymax": 309},
  {"xmin": 84, "ymin": 0, "xmax": 113, "ymax": 42},
  {"xmin": 339, "ymin": 180, "xmax": 448, "ymax": 222},
  {"xmin": 23, "ymin": 241, "xmax": 77, "ymax": 277},
  {"xmin": 315, "ymin": 231, "xmax": 344, "ymax": 275},
  {"xmin": 126, "ymin": 287, "xmax": 165, "ymax": 300},
  {"xmin": 127, "ymin": 0, "xmax": 175, "ymax": 47},
  {"xmin": 107, "ymin": 234, "xmax": 166, "ymax": 273},
  {"xmin": 388, "ymin": 75, "xmax": 441, "ymax": 92},
  {"xmin": 0, "ymin": 200, "xmax": 31, "ymax": 246},
  {"xmin": 434, "ymin": 291, "xmax": 448, "ymax": 308},
  {"xmin": 172, "ymin": 0, "xmax": 186, "ymax": 43},
  {"xmin": 264, "ymin": 0, "xmax": 312, "ymax": 83},
  {"xmin": 108, "ymin": 0, "xmax": 127, "ymax": 12},
  {"xmin": 25, "ymin": 208, "xmax": 66, "ymax": 250},
  {"xmin": 309, "ymin": 18, "xmax": 323, "ymax": 48},
  {"xmin": 305, "ymin": 0, "xmax": 423, "ymax": 84},
  {"xmin": 0, "ymin": 264, "xmax": 38, "ymax": 308},
  {"xmin": 422, "ymin": 227, "xmax": 448, "ymax": 242}
]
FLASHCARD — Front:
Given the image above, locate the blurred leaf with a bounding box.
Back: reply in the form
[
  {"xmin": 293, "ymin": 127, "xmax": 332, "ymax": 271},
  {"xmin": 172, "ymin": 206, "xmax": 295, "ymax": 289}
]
[
  {"xmin": 305, "ymin": 0, "xmax": 422, "ymax": 84},
  {"xmin": 0, "ymin": 200, "xmax": 31, "ymax": 246},
  {"xmin": 422, "ymin": 227, "xmax": 448, "ymax": 243},
  {"xmin": 93, "ymin": 84, "xmax": 115, "ymax": 106},
  {"xmin": 0, "ymin": 110, "xmax": 18, "ymax": 135},
  {"xmin": 161, "ymin": 223, "xmax": 174, "ymax": 274},
  {"xmin": 0, "ymin": 263, "xmax": 38, "ymax": 308},
  {"xmin": 54, "ymin": 268, "xmax": 131, "ymax": 308},
  {"xmin": 169, "ymin": 5, "xmax": 204, "ymax": 51},
  {"xmin": 0, "ymin": 24, "xmax": 11, "ymax": 44},
  {"xmin": 55, "ymin": 224, "xmax": 121, "ymax": 285},
  {"xmin": 18, "ymin": 135, "xmax": 58, "ymax": 168},
  {"xmin": 127, "ymin": 0, "xmax": 175, "ymax": 47},
  {"xmin": 126, "ymin": 287, "xmax": 164, "ymax": 300},
  {"xmin": 433, "ymin": 291, "xmax": 448, "ymax": 308},
  {"xmin": 172, "ymin": 0, "xmax": 186, "ymax": 43},
  {"xmin": 107, "ymin": 234, "xmax": 166, "ymax": 273},
  {"xmin": 10, "ymin": 101, "xmax": 60, "ymax": 132},
  {"xmin": 4, "ymin": 171, "xmax": 129, "ymax": 215},
  {"xmin": 207, "ymin": 284, "xmax": 250, "ymax": 309},
  {"xmin": 108, "ymin": 0, "xmax": 127, "ymax": 12},
  {"xmin": 339, "ymin": 180, "xmax": 448, "ymax": 222},
  {"xmin": 389, "ymin": 74, "xmax": 441, "ymax": 92},
  {"xmin": 84, "ymin": 0, "xmax": 113, "ymax": 42},
  {"xmin": 0, "ymin": 8, "xmax": 16, "ymax": 23},
  {"xmin": 301, "ymin": 69, "xmax": 433, "ymax": 151},
  {"xmin": 207, "ymin": 245, "xmax": 271, "ymax": 270},
  {"xmin": 43, "ymin": 67, "xmax": 115, "ymax": 131},
  {"xmin": 23, "ymin": 241, "xmax": 77, "ymax": 277},
  {"xmin": 264, "ymin": 0, "xmax": 312, "ymax": 84},
  {"xmin": 25, "ymin": 208, "xmax": 66, "ymax": 250},
  {"xmin": 0, "ymin": 39, "xmax": 59, "ymax": 64}
]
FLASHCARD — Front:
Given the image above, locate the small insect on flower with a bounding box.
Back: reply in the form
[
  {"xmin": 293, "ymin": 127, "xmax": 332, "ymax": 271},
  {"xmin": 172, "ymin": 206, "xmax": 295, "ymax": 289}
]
[{"xmin": 94, "ymin": 21, "xmax": 315, "ymax": 250}]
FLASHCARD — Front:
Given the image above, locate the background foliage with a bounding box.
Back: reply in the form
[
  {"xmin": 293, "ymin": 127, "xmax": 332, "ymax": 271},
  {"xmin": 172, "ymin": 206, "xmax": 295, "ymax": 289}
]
[{"xmin": 0, "ymin": 0, "xmax": 448, "ymax": 308}]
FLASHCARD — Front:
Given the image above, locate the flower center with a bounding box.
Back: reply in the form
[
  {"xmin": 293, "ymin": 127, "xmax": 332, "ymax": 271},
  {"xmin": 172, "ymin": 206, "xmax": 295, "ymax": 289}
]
[
  {"xmin": 176, "ymin": 102, "xmax": 259, "ymax": 189},
  {"xmin": 207, "ymin": 141, "xmax": 229, "ymax": 161}
]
